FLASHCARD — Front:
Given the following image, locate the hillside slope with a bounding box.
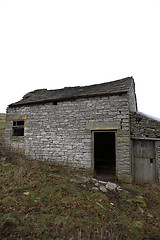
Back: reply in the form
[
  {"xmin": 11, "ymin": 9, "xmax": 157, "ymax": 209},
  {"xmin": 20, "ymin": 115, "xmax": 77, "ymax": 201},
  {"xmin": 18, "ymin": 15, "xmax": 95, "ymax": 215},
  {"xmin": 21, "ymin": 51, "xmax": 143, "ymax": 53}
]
[
  {"xmin": 0, "ymin": 114, "xmax": 6, "ymax": 158},
  {"xmin": 0, "ymin": 156, "xmax": 160, "ymax": 240},
  {"xmin": 0, "ymin": 114, "xmax": 6, "ymax": 131}
]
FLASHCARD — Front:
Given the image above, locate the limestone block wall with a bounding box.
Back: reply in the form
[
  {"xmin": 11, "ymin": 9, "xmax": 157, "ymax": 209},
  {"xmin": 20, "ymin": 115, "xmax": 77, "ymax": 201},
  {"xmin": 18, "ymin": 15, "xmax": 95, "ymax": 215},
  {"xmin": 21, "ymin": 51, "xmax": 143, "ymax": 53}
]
[
  {"xmin": 128, "ymin": 81, "xmax": 137, "ymax": 112},
  {"xmin": 155, "ymin": 141, "xmax": 160, "ymax": 183},
  {"xmin": 130, "ymin": 112, "xmax": 160, "ymax": 139},
  {"xmin": 130, "ymin": 112, "xmax": 160, "ymax": 183},
  {"xmin": 5, "ymin": 94, "xmax": 131, "ymax": 181}
]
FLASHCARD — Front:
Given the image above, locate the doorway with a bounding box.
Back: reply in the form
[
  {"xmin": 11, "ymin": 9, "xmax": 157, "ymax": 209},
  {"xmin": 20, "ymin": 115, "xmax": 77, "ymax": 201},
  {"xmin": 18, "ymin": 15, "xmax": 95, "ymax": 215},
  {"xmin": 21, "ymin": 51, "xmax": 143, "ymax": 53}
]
[
  {"xmin": 93, "ymin": 131, "xmax": 116, "ymax": 177},
  {"xmin": 133, "ymin": 140, "xmax": 156, "ymax": 183}
]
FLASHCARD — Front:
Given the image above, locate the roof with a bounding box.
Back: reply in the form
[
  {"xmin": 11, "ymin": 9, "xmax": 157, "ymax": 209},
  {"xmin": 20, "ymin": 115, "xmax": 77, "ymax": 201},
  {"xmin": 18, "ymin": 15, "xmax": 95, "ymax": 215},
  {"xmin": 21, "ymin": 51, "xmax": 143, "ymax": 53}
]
[
  {"xmin": 9, "ymin": 77, "xmax": 134, "ymax": 107},
  {"xmin": 131, "ymin": 111, "xmax": 160, "ymax": 123},
  {"xmin": 135, "ymin": 111, "xmax": 160, "ymax": 122}
]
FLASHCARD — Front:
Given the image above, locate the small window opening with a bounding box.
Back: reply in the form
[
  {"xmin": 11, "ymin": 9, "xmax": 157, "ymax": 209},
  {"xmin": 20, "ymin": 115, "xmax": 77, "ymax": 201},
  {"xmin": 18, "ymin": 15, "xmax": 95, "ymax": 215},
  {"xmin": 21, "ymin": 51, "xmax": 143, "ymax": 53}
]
[
  {"xmin": 150, "ymin": 159, "xmax": 153, "ymax": 164},
  {"xmin": 12, "ymin": 120, "xmax": 24, "ymax": 136},
  {"xmin": 13, "ymin": 121, "xmax": 16, "ymax": 126},
  {"xmin": 136, "ymin": 118, "xmax": 142, "ymax": 124},
  {"xmin": 17, "ymin": 120, "xmax": 24, "ymax": 126},
  {"xmin": 52, "ymin": 101, "xmax": 57, "ymax": 105}
]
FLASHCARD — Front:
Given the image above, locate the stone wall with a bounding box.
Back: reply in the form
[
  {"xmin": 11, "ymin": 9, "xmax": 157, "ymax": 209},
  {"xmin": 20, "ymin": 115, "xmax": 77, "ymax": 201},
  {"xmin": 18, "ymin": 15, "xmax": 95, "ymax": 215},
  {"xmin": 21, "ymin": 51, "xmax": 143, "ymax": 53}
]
[
  {"xmin": 130, "ymin": 112, "xmax": 160, "ymax": 139},
  {"xmin": 5, "ymin": 93, "xmax": 132, "ymax": 182},
  {"xmin": 155, "ymin": 141, "xmax": 160, "ymax": 183},
  {"xmin": 130, "ymin": 112, "xmax": 160, "ymax": 183},
  {"xmin": 128, "ymin": 81, "xmax": 137, "ymax": 112}
]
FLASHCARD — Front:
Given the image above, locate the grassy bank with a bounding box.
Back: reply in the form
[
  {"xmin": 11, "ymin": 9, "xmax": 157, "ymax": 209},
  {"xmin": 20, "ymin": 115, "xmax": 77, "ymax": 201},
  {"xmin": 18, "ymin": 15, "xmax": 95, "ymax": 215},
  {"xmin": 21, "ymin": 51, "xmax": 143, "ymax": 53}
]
[
  {"xmin": 0, "ymin": 113, "xmax": 6, "ymax": 131},
  {"xmin": 0, "ymin": 114, "xmax": 6, "ymax": 158},
  {"xmin": 0, "ymin": 155, "xmax": 160, "ymax": 239}
]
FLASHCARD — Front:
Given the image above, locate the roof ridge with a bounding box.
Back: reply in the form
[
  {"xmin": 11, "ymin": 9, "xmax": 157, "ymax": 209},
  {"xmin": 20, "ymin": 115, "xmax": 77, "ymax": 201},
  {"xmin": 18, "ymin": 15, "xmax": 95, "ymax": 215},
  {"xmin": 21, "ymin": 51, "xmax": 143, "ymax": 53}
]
[{"xmin": 9, "ymin": 77, "xmax": 134, "ymax": 107}]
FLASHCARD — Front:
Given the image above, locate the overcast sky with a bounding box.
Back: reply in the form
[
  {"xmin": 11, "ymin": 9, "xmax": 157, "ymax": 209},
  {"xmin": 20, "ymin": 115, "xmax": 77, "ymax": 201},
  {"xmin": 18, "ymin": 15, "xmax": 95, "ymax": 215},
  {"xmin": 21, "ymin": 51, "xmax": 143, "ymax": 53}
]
[{"xmin": 0, "ymin": 0, "xmax": 160, "ymax": 118}]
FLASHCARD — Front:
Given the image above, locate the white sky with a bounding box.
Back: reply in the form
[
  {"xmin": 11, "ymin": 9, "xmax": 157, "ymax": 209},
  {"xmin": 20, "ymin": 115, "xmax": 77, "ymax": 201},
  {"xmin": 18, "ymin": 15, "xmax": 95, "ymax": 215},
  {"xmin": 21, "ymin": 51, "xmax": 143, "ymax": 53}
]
[{"xmin": 0, "ymin": 0, "xmax": 160, "ymax": 118}]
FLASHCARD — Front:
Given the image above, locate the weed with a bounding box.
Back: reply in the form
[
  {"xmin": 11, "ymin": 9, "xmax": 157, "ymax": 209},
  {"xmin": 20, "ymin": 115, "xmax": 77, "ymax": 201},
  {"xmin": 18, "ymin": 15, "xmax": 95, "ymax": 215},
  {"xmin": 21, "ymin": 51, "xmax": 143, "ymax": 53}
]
[
  {"xmin": 0, "ymin": 114, "xmax": 6, "ymax": 131},
  {"xmin": 132, "ymin": 199, "xmax": 147, "ymax": 208},
  {"xmin": 1, "ymin": 196, "xmax": 17, "ymax": 208}
]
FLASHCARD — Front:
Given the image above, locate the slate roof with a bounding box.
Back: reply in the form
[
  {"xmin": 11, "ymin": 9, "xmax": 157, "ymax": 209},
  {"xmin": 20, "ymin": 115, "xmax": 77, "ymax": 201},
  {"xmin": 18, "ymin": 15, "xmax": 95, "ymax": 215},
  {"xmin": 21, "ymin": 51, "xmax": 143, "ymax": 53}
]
[{"xmin": 9, "ymin": 77, "xmax": 134, "ymax": 107}]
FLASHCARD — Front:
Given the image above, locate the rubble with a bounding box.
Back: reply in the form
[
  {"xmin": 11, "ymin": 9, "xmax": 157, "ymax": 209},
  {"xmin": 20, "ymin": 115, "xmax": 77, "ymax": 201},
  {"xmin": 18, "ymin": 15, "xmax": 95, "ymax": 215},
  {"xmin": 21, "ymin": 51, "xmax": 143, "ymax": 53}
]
[{"xmin": 92, "ymin": 178, "xmax": 121, "ymax": 193}]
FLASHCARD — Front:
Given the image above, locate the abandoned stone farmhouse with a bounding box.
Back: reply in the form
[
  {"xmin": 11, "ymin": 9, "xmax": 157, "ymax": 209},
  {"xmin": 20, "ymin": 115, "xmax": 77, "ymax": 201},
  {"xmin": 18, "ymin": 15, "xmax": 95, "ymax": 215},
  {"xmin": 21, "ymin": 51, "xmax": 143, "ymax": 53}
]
[{"xmin": 5, "ymin": 77, "xmax": 160, "ymax": 183}]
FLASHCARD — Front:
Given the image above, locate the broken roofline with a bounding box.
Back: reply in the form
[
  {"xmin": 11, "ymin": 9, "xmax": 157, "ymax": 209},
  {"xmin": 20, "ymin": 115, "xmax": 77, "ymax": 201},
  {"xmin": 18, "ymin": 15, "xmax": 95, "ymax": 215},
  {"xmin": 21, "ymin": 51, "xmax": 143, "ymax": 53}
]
[
  {"xmin": 8, "ymin": 77, "xmax": 134, "ymax": 107},
  {"xmin": 9, "ymin": 89, "xmax": 129, "ymax": 107}
]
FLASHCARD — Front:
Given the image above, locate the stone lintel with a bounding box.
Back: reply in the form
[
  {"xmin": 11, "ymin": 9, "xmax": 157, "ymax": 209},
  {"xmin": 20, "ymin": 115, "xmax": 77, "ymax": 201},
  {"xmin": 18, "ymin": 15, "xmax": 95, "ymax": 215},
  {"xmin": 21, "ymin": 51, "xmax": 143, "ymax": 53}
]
[
  {"xmin": 7, "ymin": 115, "xmax": 27, "ymax": 121},
  {"xmin": 86, "ymin": 121, "xmax": 121, "ymax": 132}
]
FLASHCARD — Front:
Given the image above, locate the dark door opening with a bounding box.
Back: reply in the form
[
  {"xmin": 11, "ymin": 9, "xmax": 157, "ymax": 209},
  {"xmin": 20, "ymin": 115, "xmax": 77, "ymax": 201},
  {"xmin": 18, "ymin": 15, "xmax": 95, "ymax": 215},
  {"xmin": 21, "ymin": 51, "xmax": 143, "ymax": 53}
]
[{"xmin": 94, "ymin": 131, "xmax": 116, "ymax": 176}]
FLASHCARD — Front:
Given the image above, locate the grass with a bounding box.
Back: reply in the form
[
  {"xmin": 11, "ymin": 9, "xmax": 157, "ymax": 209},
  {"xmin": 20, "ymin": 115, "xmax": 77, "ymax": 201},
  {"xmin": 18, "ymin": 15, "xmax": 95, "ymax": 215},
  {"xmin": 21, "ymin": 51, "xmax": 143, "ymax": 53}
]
[
  {"xmin": 0, "ymin": 156, "xmax": 160, "ymax": 240},
  {"xmin": 0, "ymin": 114, "xmax": 6, "ymax": 131},
  {"xmin": 0, "ymin": 114, "xmax": 6, "ymax": 158}
]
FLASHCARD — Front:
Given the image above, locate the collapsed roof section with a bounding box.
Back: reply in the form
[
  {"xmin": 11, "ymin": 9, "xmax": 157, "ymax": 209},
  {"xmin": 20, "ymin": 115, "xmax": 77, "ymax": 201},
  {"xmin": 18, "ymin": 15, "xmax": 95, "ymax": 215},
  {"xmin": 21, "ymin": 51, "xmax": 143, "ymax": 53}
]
[{"xmin": 9, "ymin": 77, "xmax": 134, "ymax": 107}]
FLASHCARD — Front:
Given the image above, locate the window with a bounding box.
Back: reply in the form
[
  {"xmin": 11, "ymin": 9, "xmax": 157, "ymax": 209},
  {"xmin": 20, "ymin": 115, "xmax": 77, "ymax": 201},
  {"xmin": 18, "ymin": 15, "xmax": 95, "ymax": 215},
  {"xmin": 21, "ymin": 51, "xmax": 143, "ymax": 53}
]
[{"xmin": 12, "ymin": 120, "xmax": 24, "ymax": 136}]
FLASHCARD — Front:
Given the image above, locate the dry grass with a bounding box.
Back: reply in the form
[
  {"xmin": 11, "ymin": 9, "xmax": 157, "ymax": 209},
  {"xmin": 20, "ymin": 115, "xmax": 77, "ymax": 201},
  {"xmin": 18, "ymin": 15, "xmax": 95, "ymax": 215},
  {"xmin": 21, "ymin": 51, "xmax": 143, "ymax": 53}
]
[
  {"xmin": 0, "ymin": 149, "xmax": 160, "ymax": 239},
  {"xmin": 0, "ymin": 113, "xmax": 6, "ymax": 131}
]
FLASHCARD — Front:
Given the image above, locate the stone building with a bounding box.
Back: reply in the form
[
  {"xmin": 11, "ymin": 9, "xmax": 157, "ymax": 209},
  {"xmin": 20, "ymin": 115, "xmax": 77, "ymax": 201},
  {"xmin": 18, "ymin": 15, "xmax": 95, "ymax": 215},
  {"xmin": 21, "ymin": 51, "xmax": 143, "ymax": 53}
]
[{"xmin": 5, "ymin": 77, "xmax": 160, "ymax": 183}]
